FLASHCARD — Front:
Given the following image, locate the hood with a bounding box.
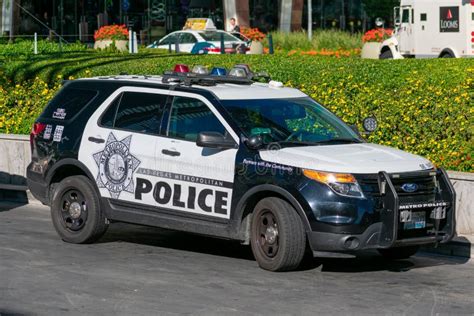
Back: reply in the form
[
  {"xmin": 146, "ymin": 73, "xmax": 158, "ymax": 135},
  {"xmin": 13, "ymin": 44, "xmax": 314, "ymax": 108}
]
[{"xmin": 259, "ymin": 143, "xmax": 433, "ymax": 174}]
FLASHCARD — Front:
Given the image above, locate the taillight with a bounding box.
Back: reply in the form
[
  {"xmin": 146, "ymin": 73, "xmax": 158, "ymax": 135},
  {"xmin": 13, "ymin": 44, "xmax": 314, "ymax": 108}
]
[{"xmin": 30, "ymin": 122, "xmax": 46, "ymax": 145}]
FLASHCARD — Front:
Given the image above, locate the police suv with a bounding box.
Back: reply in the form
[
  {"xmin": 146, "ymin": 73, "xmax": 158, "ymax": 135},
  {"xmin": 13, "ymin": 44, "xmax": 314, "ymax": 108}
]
[{"xmin": 27, "ymin": 65, "xmax": 455, "ymax": 271}]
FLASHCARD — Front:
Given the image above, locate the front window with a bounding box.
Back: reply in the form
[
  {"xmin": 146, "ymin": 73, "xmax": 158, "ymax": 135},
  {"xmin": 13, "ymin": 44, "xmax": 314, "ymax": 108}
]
[
  {"xmin": 221, "ymin": 97, "xmax": 362, "ymax": 147},
  {"xmin": 167, "ymin": 96, "xmax": 226, "ymax": 142}
]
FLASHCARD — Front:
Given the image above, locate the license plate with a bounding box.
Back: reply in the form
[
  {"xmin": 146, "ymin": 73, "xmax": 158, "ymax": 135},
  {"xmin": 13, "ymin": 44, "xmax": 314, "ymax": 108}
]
[{"xmin": 403, "ymin": 211, "xmax": 426, "ymax": 230}]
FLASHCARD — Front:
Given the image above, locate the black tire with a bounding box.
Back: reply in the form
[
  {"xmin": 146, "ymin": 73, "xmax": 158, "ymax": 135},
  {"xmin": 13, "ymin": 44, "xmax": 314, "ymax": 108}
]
[
  {"xmin": 441, "ymin": 52, "xmax": 454, "ymax": 58},
  {"xmin": 50, "ymin": 175, "xmax": 108, "ymax": 244},
  {"xmin": 250, "ymin": 197, "xmax": 306, "ymax": 271},
  {"xmin": 379, "ymin": 49, "xmax": 393, "ymax": 59},
  {"xmin": 378, "ymin": 245, "xmax": 419, "ymax": 260}
]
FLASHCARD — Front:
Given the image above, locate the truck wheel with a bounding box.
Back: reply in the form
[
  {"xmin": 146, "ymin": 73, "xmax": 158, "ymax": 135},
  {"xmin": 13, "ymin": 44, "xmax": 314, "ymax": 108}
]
[
  {"xmin": 379, "ymin": 50, "xmax": 393, "ymax": 59},
  {"xmin": 378, "ymin": 246, "xmax": 419, "ymax": 260},
  {"xmin": 250, "ymin": 197, "xmax": 306, "ymax": 271},
  {"xmin": 50, "ymin": 175, "xmax": 108, "ymax": 244},
  {"xmin": 440, "ymin": 52, "xmax": 454, "ymax": 58}
]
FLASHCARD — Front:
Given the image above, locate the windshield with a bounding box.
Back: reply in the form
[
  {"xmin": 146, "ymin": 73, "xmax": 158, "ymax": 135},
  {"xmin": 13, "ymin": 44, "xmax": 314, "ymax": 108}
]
[
  {"xmin": 199, "ymin": 31, "xmax": 240, "ymax": 42},
  {"xmin": 221, "ymin": 97, "xmax": 362, "ymax": 147}
]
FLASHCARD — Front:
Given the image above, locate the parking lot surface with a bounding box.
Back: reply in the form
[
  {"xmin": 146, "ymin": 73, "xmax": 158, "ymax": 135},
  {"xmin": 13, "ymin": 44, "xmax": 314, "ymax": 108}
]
[{"xmin": 1, "ymin": 202, "xmax": 473, "ymax": 315}]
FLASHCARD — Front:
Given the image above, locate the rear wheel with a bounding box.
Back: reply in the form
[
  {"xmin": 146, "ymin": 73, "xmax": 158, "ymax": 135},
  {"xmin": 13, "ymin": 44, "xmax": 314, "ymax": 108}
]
[
  {"xmin": 378, "ymin": 246, "xmax": 419, "ymax": 260},
  {"xmin": 440, "ymin": 52, "xmax": 454, "ymax": 58},
  {"xmin": 250, "ymin": 197, "xmax": 306, "ymax": 271},
  {"xmin": 51, "ymin": 175, "xmax": 108, "ymax": 244},
  {"xmin": 379, "ymin": 49, "xmax": 393, "ymax": 59}
]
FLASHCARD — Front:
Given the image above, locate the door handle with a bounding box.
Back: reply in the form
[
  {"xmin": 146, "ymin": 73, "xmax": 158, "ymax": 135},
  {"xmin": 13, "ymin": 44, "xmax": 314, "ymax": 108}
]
[
  {"xmin": 88, "ymin": 136, "xmax": 105, "ymax": 144},
  {"xmin": 162, "ymin": 149, "xmax": 181, "ymax": 157}
]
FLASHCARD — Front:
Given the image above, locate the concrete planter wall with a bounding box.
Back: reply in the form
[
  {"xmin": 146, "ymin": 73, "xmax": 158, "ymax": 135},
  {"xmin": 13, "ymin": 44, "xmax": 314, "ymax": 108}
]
[
  {"xmin": 0, "ymin": 133, "xmax": 472, "ymax": 237},
  {"xmin": 361, "ymin": 42, "xmax": 382, "ymax": 59},
  {"xmin": 94, "ymin": 39, "xmax": 128, "ymax": 51},
  {"xmin": 248, "ymin": 41, "xmax": 264, "ymax": 55}
]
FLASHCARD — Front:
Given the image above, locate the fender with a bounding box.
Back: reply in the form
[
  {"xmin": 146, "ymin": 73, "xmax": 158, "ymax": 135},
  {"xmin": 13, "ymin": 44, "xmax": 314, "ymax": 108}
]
[
  {"xmin": 439, "ymin": 47, "xmax": 459, "ymax": 58},
  {"xmin": 380, "ymin": 37, "xmax": 404, "ymax": 59},
  {"xmin": 46, "ymin": 158, "xmax": 99, "ymax": 193},
  {"xmin": 232, "ymin": 184, "xmax": 312, "ymax": 233}
]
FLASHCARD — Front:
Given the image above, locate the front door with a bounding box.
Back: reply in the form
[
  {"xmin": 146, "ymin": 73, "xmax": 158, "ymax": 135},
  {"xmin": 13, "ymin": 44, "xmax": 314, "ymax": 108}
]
[
  {"xmin": 398, "ymin": 6, "xmax": 415, "ymax": 55},
  {"xmin": 152, "ymin": 92, "xmax": 239, "ymax": 219}
]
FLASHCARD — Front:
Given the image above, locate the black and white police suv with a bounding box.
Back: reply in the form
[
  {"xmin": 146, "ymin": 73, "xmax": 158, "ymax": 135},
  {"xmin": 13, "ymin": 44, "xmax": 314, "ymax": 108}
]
[{"xmin": 27, "ymin": 64, "xmax": 455, "ymax": 271}]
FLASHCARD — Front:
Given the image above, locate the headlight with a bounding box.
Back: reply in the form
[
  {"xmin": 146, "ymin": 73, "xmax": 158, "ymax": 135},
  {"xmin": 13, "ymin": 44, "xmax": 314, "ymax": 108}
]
[{"xmin": 303, "ymin": 169, "xmax": 365, "ymax": 198}]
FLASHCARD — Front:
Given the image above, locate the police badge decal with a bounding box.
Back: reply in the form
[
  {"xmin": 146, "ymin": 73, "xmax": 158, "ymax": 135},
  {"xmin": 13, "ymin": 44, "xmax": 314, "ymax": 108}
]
[{"xmin": 93, "ymin": 133, "xmax": 141, "ymax": 199}]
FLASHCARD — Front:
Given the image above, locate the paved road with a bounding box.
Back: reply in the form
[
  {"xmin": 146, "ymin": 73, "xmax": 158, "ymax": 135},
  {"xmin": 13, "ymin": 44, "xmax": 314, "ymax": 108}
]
[{"xmin": 0, "ymin": 202, "xmax": 473, "ymax": 316}]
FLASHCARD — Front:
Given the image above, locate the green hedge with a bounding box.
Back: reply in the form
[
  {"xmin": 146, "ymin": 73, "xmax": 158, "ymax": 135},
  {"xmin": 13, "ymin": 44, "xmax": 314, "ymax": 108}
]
[{"xmin": 0, "ymin": 53, "xmax": 472, "ymax": 172}]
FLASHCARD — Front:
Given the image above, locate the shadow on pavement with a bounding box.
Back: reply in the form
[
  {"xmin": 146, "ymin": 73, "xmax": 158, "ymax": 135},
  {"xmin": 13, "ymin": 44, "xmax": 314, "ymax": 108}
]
[
  {"xmin": 99, "ymin": 222, "xmax": 469, "ymax": 273},
  {"xmin": 0, "ymin": 201, "xmax": 28, "ymax": 213},
  {"xmin": 99, "ymin": 223, "xmax": 255, "ymax": 261}
]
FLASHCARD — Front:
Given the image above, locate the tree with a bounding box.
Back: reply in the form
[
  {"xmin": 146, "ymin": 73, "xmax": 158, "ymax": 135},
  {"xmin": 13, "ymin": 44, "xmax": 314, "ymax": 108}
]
[{"xmin": 362, "ymin": 0, "xmax": 399, "ymax": 25}]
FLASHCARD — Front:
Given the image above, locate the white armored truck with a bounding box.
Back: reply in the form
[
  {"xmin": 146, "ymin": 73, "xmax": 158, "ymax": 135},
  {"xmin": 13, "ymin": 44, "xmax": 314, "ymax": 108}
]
[{"xmin": 380, "ymin": 0, "xmax": 474, "ymax": 58}]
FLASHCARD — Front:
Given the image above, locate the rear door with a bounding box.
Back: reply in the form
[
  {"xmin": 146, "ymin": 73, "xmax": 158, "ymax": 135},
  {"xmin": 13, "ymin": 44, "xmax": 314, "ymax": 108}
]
[
  {"xmin": 79, "ymin": 87, "xmax": 168, "ymax": 204},
  {"xmin": 153, "ymin": 92, "xmax": 239, "ymax": 219}
]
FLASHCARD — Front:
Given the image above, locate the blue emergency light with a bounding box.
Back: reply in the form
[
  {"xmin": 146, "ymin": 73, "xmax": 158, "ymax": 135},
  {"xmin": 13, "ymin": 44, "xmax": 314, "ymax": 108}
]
[{"xmin": 210, "ymin": 67, "xmax": 227, "ymax": 76}]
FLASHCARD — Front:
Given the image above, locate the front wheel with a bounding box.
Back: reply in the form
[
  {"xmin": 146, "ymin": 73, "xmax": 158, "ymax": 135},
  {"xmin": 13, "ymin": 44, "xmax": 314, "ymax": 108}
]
[
  {"xmin": 379, "ymin": 49, "xmax": 393, "ymax": 59},
  {"xmin": 378, "ymin": 246, "xmax": 419, "ymax": 260},
  {"xmin": 51, "ymin": 175, "xmax": 108, "ymax": 244},
  {"xmin": 250, "ymin": 197, "xmax": 306, "ymax": 271}
]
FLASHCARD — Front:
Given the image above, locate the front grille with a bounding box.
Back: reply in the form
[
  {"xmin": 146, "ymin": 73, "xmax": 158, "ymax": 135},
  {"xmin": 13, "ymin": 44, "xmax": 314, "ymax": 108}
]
[{"xmin": 357, "ymin": 172, "xmax": 437, "ymax": 205}]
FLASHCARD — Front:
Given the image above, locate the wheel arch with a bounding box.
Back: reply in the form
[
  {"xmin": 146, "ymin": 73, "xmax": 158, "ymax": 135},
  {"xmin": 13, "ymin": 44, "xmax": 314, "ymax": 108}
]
[
  {"xmin": 46, "ymin": 159, "xmax": 98, "ymax": 200},
  {"xmin": 380, "ymin": 45, "xmax": 392, "ymax": 55},
  {"xmin": 439, "ymin": 48, "xmax": 458, "ymax": 58},
  {"xmin": 233, "ymin": 184, "xmax": 312, "ymax": 244}
]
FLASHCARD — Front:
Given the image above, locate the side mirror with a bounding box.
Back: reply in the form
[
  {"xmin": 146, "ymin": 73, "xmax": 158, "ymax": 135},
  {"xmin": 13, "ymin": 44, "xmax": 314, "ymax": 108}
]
[
  {"xmin": 349, "ymin": 124, "xmax": 362, "ymax": 137},
  {"xmin": 362, "ymin": 117, "xmax": 378, "ymax": 133},
  {"xmin": 245, "ymin": 134, "xmax": 264, "ymax": 149},
  {"xmin": 394, "ymin": 18, "xmax": 401, "ymax": 27},
  {"xmin": 197, "ymin": 132, "xmax": 237, "ymax": 149}
]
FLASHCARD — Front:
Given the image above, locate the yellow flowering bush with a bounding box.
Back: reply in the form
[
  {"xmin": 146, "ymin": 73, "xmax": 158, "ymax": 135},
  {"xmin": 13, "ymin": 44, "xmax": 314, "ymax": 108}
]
[
  {"xmin": 0, "ymin": 54, "xmax": 472, "ymax": 172},
  {"xmin": 0, "ymin": 77, "xmax": 61, "ymax": 134}
]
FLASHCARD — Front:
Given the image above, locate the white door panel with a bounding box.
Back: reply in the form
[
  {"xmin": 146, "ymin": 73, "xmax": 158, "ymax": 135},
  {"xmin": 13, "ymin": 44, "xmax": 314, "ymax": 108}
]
[
  {"xmin": 151, "ymin": 92, "xmax": 238, "ymax": 219},
  {"xmin": 79, "ymin": 87, "xmax": 168, "ymax": 201}
]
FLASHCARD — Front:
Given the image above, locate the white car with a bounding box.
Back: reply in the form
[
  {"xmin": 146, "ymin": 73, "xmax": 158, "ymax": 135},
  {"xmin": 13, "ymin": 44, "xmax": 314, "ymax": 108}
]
[{"xmin": 147, "ymin": 30, "xmax": 247, "ymax": 54}]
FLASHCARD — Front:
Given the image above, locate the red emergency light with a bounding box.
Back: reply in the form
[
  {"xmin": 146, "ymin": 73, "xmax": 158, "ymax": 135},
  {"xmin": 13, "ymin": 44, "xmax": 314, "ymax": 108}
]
[{"xmin": 174, "ymin": 64, "xmax": 190, "ymax": 73}]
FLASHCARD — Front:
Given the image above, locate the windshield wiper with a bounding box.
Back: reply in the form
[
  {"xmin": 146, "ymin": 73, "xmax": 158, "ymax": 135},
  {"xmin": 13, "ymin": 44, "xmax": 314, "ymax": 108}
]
[{"xmin": 312, "ymin": 138, "xmax": 363, "ymax": 144}]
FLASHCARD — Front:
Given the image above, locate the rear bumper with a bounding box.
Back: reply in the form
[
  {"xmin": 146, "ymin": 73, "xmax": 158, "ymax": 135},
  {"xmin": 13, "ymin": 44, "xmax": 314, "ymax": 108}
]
[
  {"xmin": 307, "ymin": 168, "xmax": 456, "ymax": 252},
  {"xmin": 26, "ymin": 167, "xmax": 49, "ymax": 205}
]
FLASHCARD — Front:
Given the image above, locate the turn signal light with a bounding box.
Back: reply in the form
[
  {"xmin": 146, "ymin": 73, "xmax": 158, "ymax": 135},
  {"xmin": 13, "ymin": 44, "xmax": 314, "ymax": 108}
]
[
  {"xmin": 303, "ymin": 169, "xmax": 364, "ymax": 198},
  {"xmin": 303, "ymin": 169, "xmax": 356, "ymax": 184}
]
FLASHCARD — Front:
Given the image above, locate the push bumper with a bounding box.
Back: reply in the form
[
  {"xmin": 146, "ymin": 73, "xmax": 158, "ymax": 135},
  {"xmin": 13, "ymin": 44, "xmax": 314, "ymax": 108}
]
[{"xmin": 308, "ymin": 168, "xmax": 456, "ymax": 252}]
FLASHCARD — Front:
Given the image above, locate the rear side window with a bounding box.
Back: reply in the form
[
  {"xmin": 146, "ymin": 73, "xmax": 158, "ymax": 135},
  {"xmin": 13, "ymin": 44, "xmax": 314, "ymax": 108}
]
[
  {"xmin": 199, "ymin": 32, "xmax": 239, "ymax": 42},
  {"xmin": 42, "ymin": 87, "xmax": 97, "ymax": 120},
  {"xmin": 167, "ymin": 96, "xmax": 226, "ymax": 141},
  {"xmin": 99, "ymin": 91, "xmax": 167, "ymax": 135}
]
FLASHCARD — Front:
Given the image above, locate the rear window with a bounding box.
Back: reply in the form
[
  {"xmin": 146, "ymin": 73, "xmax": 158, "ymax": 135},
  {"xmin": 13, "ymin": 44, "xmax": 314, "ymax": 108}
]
[{"xmin": 42, "ymin": 87, "xmax": 98, "ymax": 120}]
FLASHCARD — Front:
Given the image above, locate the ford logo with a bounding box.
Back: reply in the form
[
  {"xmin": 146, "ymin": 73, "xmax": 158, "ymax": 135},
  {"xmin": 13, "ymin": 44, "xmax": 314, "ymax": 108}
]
[{"xmin": 401, "ymin": 183, "xmax": 419, "ymax": 193}]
